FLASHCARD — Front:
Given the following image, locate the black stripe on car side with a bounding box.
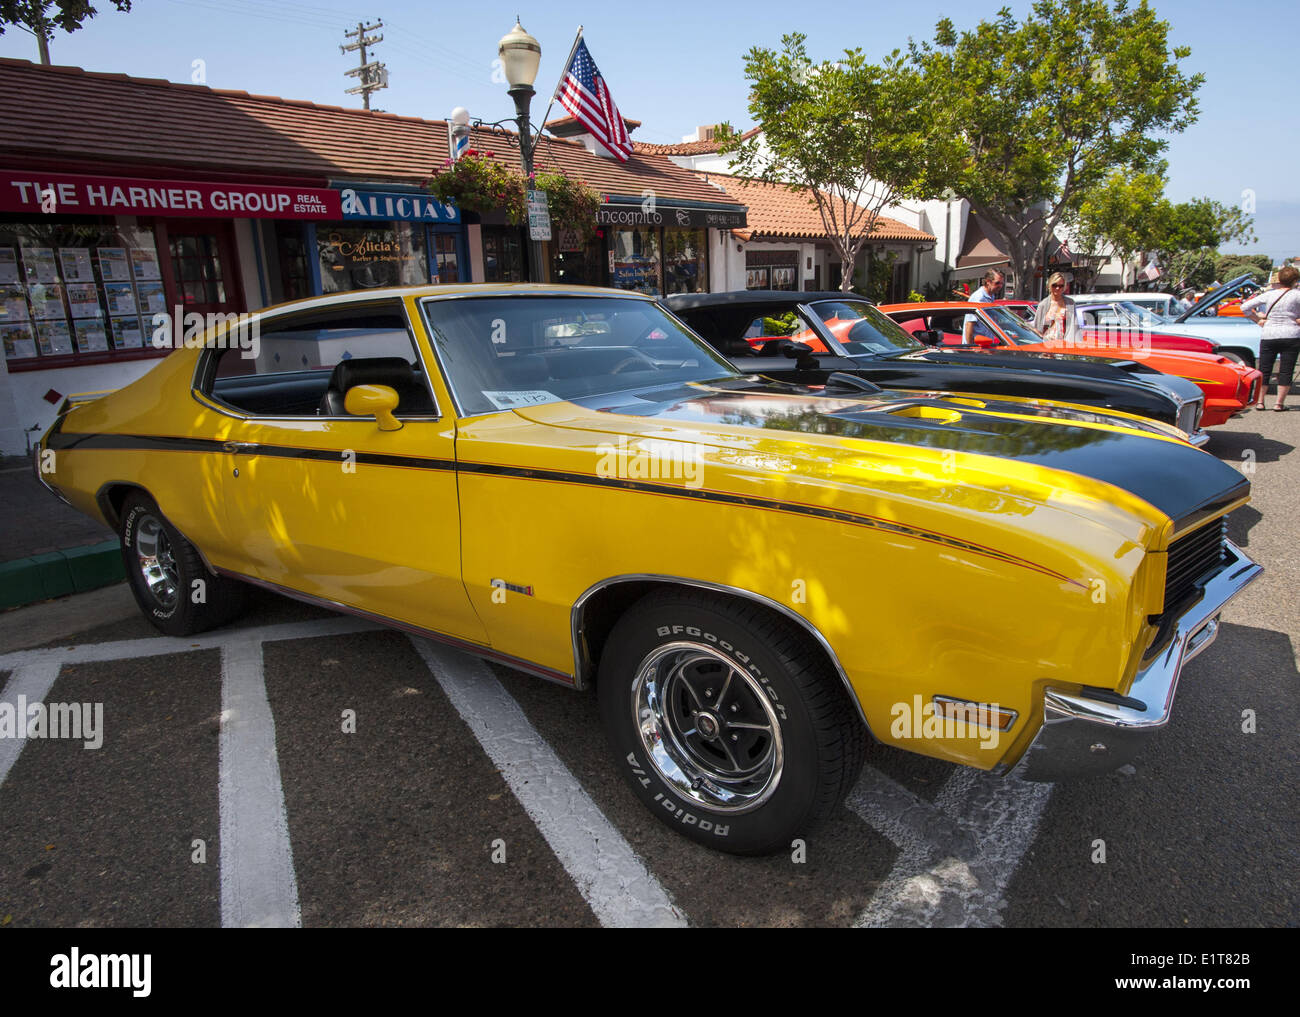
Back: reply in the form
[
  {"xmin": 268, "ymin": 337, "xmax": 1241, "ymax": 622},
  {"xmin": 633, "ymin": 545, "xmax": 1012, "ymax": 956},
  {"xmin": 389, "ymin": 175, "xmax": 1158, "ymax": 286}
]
[
  {"xmin": 44, "ymin": 432, "xmax": 456, "ymax": 471},
  {"xmin": 49, "ymin": 431, "xmax": 1084, "ymax": 587}
]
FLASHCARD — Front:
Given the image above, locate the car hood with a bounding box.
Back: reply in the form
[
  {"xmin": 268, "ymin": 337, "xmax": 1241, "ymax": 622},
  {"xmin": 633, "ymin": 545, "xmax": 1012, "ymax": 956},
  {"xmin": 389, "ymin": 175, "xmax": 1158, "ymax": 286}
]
[
  {"xmin": 511, "ymin": 378, "xmax": 1245, "ymax": 528},
  {"xmin": 1146, "ymin": 318, "xmax": 1261, "ymax": 340},
  {"xmin": 1176, "ymin": 274, "xmax": 1256, "ymax": 322},
  {"xmin": 909, "ymin": 348, "xmax": 1204, "ymax": 402}
]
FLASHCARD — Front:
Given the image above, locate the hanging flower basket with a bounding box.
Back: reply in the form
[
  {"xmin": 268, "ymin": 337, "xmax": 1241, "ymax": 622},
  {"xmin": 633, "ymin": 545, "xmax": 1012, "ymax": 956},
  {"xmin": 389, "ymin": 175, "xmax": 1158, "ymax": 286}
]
[
  {"xmin": 426, "ymin": 154, "xmax": 600, "ymax": 241},
  {"xmin": 533, "ymin": 170, "xmax": 601, "ymax": 244},
  {"xmin": 426, "ymin": 152, "xmax": 526, "ymax": 224}
]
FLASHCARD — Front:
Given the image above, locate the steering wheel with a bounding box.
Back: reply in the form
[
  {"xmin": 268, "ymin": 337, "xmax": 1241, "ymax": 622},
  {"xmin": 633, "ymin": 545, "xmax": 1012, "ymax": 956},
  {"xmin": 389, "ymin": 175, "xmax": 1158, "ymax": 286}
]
[{"xmin": 610, "ymin": 352, "xmax": 659, "ymax": 375}]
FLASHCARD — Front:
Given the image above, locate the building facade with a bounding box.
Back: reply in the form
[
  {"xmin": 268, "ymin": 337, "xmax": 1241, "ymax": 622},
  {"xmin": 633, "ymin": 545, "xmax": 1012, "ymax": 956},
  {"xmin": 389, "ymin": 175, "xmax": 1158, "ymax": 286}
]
[{"xmin": 0, "ymin": 59, "xmax": 746, "ymax": 454}]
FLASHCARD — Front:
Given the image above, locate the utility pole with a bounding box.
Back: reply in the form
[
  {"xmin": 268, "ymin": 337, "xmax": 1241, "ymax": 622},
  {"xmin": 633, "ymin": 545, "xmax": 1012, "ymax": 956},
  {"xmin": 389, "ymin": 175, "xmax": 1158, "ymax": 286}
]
[{"xmin": 340, "ymin": 20, "xmax": 387, "ymax": 111}]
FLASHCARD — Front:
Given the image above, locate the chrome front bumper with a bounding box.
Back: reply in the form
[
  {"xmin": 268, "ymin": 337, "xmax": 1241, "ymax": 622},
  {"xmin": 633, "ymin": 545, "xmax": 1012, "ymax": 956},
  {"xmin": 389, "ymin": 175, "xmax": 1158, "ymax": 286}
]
[{"xmin": 1008, "ymin": 539, "xmax": 1260, "ymax": 781}]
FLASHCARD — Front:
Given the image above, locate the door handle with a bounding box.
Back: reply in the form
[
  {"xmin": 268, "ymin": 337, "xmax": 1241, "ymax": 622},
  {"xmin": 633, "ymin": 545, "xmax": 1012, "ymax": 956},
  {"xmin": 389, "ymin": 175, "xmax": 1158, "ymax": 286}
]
[{"xmin": 222, "ymin": 441, "xmax": 256, "ymax": 455}]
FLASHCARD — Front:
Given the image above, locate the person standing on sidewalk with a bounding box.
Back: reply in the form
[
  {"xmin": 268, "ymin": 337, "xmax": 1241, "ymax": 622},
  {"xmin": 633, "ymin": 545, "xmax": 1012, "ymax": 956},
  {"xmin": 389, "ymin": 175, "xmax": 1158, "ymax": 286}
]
[{"xmin": 1241, "ymin": 265, "xmax": 1300, "ymax": 411}]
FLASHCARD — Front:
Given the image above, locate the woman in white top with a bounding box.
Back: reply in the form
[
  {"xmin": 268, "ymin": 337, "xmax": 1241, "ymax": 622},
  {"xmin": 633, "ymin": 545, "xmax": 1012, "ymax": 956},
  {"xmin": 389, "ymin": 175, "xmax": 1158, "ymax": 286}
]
[
  {"xmin": 1241, "ymin": 265, "xmax": 1300, "ymax": 411},
  {"xmin": 1033, "ymin": 272, "xmax": 1082, "ymax": 344}
]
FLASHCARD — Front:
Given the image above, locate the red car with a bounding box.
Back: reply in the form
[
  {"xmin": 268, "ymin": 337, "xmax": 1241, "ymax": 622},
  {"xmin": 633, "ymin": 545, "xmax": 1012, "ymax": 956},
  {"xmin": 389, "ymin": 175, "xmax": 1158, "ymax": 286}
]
[{"xmin": 880, "ymin": 301, "xmax": 1262, "ymax": 427}]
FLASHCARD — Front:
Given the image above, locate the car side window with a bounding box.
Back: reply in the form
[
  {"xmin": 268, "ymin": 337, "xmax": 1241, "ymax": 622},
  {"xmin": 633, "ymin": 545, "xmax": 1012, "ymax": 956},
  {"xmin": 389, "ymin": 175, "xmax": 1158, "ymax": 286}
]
[{"xmin": 200, "ymin": 304, "xmax": 438, "ymax": 418}]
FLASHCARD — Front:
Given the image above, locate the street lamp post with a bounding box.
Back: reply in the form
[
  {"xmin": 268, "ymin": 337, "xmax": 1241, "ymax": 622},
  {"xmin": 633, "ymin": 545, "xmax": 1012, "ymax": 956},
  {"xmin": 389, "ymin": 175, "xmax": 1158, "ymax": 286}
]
[{"xmin": 498, "ymin": 19, "xmax": 544, "ymax": 282}]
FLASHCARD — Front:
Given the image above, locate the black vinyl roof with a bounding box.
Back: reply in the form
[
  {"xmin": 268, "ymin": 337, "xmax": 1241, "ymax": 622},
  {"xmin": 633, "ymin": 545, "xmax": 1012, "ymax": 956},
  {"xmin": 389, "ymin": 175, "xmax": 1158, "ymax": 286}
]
[{"xmin": 664, "ymin": 290, "xmax": 872, "ymax": 311}]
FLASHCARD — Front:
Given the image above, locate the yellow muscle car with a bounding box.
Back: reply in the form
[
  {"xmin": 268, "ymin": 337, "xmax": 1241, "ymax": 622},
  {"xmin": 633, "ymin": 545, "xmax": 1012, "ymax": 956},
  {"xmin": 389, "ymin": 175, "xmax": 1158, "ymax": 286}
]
[{"xmin": 34, "ymin": 284, "xmax": 1260, "ymax": 855}]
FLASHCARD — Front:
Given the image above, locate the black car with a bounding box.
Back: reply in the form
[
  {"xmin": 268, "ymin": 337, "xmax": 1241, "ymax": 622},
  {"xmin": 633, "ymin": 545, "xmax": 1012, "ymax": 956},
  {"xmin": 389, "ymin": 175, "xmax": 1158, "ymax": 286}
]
[{"xmin": 664, "ymin": 291, "xmax": 1207, "ymax": 442}]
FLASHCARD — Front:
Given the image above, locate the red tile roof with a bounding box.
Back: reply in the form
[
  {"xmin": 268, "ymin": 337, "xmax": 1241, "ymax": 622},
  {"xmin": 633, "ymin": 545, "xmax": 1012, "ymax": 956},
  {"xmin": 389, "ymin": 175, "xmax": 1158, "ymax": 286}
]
[
  {"xmin": 544, "ymin": 114, "xmax": 640, "ymax": 135},
  {"xmin": 0, "ymin": 58, "xmax": 742, "ymax": 208},
  {"xmin": 697, "ymin": 173, "xmax": 935, "ymax": 243},
  {"xmin": 633, "ymin": 127, "xmax": 761, "ymax": 156}
]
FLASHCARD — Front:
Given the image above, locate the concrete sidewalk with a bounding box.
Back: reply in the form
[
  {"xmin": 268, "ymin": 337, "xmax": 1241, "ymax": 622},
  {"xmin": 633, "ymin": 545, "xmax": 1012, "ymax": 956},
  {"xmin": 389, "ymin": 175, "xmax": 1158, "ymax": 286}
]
[{"xmin": 0, "ymin": 460, "xmax": 121, "ymax": 610}]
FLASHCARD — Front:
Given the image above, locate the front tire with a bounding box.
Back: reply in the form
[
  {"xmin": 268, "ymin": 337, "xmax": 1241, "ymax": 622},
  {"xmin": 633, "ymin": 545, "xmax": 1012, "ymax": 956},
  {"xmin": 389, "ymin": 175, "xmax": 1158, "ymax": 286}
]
[
  {"xmin": 597, "ymin": 589, "xmax": 866, "ymax": 855},
  {"xmin": 119, "ymin": 492, "xmax": 246, "ymax": 636}
]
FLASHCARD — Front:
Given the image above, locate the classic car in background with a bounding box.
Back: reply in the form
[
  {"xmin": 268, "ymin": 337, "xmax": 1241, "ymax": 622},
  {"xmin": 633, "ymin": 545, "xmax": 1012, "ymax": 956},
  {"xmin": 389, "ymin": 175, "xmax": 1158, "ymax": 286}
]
[
  {"xmin": 36, "ymin": 284, "xmax": 1260, "ymax": 854},
  {"xmin": 1185, "ymin": 276, "xmax": 1267, "ymax": 318},
  {"xmin": 1161, "ymin": 275, "xmax": 1273, "ymax": 365},
  {"xmin": 1071, "ymin": 301, "xmax": 1220, "ymax": 356},
  {"xmin": 1070, "ymin": 291, "xmax": 1179, "ymax": 317},
  {"xmin": 884, "ymin": 300, "xmax": 1261, "ymax": 427},
  {"xmin": 666, "ymin": 291, "xmax": 1208, "ymax": 440}
]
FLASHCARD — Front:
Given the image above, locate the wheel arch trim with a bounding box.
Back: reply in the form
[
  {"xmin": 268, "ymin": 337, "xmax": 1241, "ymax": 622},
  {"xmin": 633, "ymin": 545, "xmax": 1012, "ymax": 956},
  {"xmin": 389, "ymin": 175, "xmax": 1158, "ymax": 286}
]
[
  {"xmin": 570, "ymin": 573, "xmax": 872, "ymax": 733},
  {"xmin": 94, "ymin": 481, "xmax": 222, "ymax": 576}
]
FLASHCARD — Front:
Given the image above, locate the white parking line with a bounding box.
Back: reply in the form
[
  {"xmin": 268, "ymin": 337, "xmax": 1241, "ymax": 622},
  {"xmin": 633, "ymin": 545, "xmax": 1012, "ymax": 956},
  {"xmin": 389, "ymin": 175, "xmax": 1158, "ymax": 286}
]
[
  {"xmin": 849, "ymin": 765, "xmax": 1052, "ymax": 927},
  {"xmin": 0, "ymin": 616, "xmax": 381, "ymax": 672},
  {"xmin": 0, "ymin": 660, "xmax": 64, "ymax": 789},
  {"xmin": 411, "ymin": 638, "xmax": 686, "ymax": 929},
  {"xmin": 218, "ymin": 639, "xmax": 301, "ymax": 929}
]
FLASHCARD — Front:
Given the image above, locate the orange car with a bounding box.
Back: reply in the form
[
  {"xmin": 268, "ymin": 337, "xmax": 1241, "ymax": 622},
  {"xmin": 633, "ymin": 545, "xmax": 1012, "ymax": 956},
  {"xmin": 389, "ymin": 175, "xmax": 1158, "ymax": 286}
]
[{"xmin": 880, "ymin": 301, "xmax": 1262, "ymax": 427}]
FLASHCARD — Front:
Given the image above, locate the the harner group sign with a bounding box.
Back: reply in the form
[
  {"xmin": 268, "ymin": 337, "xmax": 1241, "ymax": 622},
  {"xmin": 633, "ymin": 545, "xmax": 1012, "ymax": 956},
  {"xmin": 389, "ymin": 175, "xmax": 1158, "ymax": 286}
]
[
  {"xmin": 1, "ymin": 171, "xmax": 339, "ymax": 218},
  {"xmin": 596, "ymin": 202, "xmax": 747, "ymax": 229},
  {"xmin": 340, "ymin": 188, "xmax": 459, "ymax": 223}
]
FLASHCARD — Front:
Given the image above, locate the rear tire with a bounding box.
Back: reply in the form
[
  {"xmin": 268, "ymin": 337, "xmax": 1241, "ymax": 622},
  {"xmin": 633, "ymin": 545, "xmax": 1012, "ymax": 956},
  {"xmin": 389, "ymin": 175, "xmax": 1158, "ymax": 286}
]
[
  {"xmin": 597, "ymin": 589, "xmax": 865, "ymax": 855},
  {"xmin": 119, "ymin": 492, "xmax": 246, "ymax": 636}
]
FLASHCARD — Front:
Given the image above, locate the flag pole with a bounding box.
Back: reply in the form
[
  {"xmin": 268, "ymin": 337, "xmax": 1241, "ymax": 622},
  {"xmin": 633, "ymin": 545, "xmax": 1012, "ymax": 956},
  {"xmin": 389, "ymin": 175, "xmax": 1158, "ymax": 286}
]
[{"xmin": 537, "ymin": 25, "xmax": 583, "ymax": 137}]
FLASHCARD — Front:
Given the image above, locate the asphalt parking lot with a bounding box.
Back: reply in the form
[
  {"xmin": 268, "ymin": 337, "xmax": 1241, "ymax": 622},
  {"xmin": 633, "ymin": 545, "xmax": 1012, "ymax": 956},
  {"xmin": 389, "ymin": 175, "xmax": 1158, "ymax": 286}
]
[{"xmin": 0, "ymin": 408, "xmax": 1296, "ymax": 928}]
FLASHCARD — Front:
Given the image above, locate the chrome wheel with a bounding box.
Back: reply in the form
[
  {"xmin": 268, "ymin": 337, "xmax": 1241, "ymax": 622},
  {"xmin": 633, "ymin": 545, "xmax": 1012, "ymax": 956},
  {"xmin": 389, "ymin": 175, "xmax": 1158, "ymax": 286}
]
[
  {"xmin": 134, "ymin": 512, "xmax": 180, "ymax": 612},
  {"xmin": 632, "ymin": 641, "xmax": 784, "ymax": 814}
]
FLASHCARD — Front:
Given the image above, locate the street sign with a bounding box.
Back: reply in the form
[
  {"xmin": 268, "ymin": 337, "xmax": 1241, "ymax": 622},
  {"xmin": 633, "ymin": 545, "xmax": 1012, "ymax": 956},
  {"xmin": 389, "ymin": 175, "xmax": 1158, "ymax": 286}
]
[{"xmin": 527, "ymin": 189, "xmax": 551, "ymax": 242}]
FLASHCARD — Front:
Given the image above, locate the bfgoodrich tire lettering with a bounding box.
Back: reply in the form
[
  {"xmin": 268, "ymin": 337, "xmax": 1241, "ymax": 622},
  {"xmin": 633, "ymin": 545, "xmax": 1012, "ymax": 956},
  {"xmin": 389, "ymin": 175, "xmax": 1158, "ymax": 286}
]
[
  {"xmin": 598, "ymin": 589, "xmax": 865, "ymax": 855},
  {"xmin": 119, "ymin": 492, "xmax": 246, "ymax": 636}
]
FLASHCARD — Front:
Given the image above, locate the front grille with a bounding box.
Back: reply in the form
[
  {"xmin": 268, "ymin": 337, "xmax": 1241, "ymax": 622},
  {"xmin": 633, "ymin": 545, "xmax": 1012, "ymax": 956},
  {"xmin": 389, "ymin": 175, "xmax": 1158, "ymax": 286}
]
[
  {"xmin": 1176, "ymin": 398, "xmax": 1202, "ymax": 436},
  {"xmin": 1164, "ymin": 518, "xmax": 1229, "ymax": 611}
]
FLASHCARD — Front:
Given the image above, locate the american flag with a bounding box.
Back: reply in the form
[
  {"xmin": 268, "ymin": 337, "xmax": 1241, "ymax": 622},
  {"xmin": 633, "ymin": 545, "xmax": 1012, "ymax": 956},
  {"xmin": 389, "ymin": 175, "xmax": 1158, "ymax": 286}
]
[{"xmin": 557, "ymin": 39, "xmax": 632, "ymax": 161}]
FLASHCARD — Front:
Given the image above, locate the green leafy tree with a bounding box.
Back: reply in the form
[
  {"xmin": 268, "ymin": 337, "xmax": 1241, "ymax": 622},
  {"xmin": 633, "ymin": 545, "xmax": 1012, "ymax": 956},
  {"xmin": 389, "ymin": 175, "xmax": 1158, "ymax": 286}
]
[
  {"xmin": 1216, "ymin": 253, "xmax": 1272, "ymax": 280},
  {"xmin": 1076, "ymin": 171, "xmax": 1255, "ymax": 285},
  {"xmin": 912, "ymin": 0, "xmax": 1202, "ymax": 297},
  {"xmin": 0, "ymin": 1, "xmax": 131, "ymax": 63},
  {"xmin": 1073, "ymin": 169, "xmax": 1171, "ymax": 283},
  {"xmin": 722, "ymin": 33, "xmax": 948, "ymax": 292}
]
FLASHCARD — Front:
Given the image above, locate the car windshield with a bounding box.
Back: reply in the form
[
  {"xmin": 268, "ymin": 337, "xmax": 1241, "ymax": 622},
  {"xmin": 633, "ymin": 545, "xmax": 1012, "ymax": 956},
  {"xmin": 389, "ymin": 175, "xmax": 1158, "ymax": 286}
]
[
  {"xmin": 982, "ymin": 306, "xmax": 1046, "ymax": 344},
  {"xmin": 806, "ymin": 298, "xmax": 923, "ymax": 355},
  {"xmin": 420, "ymin": 295, "xmax": 739, "ymax": 416},
  {"xmin": 1118, "ymin": 301, "xmax": 1170, "ymax": 325}
]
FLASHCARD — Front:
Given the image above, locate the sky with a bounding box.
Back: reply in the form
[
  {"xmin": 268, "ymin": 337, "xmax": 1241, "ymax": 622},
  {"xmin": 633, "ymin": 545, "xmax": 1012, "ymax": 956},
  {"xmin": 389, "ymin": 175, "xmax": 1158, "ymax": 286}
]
[{"xmin": 2, "ymin": 0, "xmax": 1294, "ymax": 260}]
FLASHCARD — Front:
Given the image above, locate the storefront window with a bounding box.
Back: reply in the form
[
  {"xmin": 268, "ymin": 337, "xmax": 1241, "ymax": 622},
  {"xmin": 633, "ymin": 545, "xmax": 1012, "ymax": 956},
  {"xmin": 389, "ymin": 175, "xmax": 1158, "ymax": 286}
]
[
  {"xmin": 746, "ymin": 251, "xmax": 798, "ymax": 291},
  {"xmin": 482, "ymin": 227, "xmax": 524, "ymax": 283},
  {"xmin": 1, "ymin": 218, "xmax": 162, "ymax": 366},
  {"xmin": 431, "ymin": 232, "xmax": 459, "ymax": 284},
  {"xmin": 610, "ymin": 227, "xmax": 662, "ymax": 295},
  {"xmin": 272, "ymin": 221, "xmax": 312, "ymax": 302},
  {"xmin": 317, "ymin": 221, "xmax": 427, "ymax": 292},
  {"xmin": 169, "ymin": 233, "xmax": 227, "ymax": 306},
  {"xmin": 662, "ymin": 228, "xmax": 708, "ymax": 295},
  {"xmin": 551, "ymin": 241, "xmax": 603, "ymax": 287}
]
